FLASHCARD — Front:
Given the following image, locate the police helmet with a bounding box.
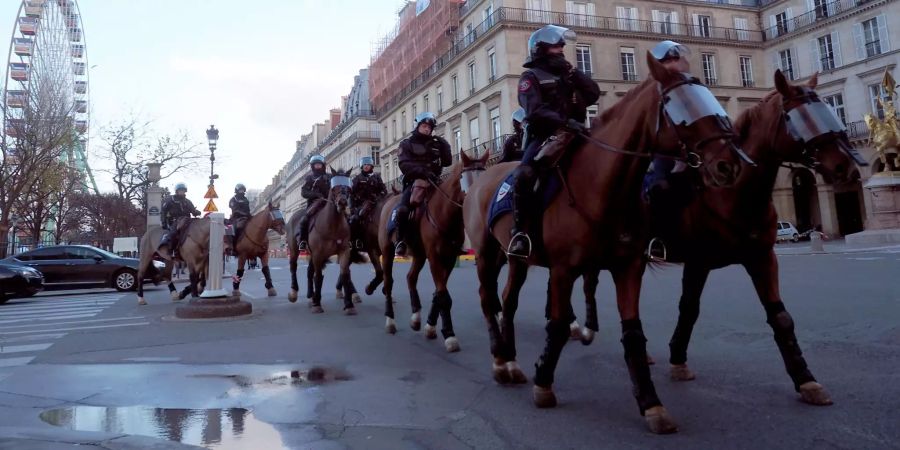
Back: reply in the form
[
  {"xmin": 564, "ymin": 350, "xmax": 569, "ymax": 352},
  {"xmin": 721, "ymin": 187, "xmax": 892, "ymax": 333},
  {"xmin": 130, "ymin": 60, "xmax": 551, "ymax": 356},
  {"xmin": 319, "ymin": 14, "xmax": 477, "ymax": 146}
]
[
  {"xmin": 650, "ymin": 40, "xmax": 691, "ymax": 62},
  {"xmin": 414, "ymin": 112, "xmax": 437, "ymax": 130},
  {"xmin": 524, "ymin": 25, "xmax": 575, "ymax": 67},
  {"xmin": 359, "ymin": 156, "xmax": 375, "ymax": 168},
  {"xmin": 512, "ymin": 108, "xmax": 526, "ymax": 124},
  {"xmin": 235, "ymin": 183, "xmax": 246, "ymax": 194},
  {"xmin": 309, "ymin": 154, "xmax": 325, "ymax": 166},
  {"xmin": 174, "ymin": 182, "xmax": 187, "ymax": 193}
]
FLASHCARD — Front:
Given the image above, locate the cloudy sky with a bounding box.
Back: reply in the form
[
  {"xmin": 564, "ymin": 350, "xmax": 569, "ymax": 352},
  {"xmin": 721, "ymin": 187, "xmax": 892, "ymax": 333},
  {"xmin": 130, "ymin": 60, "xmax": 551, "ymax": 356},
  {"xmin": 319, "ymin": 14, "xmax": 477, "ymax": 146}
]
[{"xmin": 3, "ymin": 0, "xmax": 401, "ymax": 208}]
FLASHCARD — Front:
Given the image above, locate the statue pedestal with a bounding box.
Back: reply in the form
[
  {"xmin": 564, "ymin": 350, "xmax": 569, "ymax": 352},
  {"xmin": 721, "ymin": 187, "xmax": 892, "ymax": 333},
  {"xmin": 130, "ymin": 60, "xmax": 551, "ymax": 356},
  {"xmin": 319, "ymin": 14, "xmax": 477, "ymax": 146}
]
[{"xmin": 846, "ymin": 171, "xmax": 900, "ymax": 247}]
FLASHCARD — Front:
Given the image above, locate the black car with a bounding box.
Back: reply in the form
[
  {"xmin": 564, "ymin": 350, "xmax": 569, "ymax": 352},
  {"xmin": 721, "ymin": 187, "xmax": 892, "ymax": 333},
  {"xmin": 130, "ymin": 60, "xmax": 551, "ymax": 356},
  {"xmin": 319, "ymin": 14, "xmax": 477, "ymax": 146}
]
[
  {"xmin": 0, "ymin": 262, "xmax": 43, "ymax": 304},
  {"xmin": 1, "ymin": 245, "xmax": 163, "ymax": 292}
]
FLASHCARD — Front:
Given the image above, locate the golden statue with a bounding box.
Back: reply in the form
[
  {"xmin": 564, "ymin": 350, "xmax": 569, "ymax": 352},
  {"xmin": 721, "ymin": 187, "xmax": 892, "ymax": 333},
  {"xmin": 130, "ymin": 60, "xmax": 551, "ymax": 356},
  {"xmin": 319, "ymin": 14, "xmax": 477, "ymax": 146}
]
[{"xmin": 865, "ymin": 69, "xmax": 900, "ymax": 170}]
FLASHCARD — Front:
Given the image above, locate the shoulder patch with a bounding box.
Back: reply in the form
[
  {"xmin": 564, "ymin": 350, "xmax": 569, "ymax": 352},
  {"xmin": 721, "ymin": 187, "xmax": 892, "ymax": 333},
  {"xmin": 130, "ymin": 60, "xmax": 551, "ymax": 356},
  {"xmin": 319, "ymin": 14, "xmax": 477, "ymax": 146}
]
[{"xmin": 518, "ymin": 79, "xmax": 532, "ymax": 92}]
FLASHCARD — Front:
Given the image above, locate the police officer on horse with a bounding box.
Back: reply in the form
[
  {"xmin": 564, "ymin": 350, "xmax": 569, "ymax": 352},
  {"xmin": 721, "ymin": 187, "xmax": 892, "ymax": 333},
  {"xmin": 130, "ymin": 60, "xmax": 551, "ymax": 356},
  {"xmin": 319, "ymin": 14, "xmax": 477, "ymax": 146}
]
[
  {"xmin": 394, "ymin": 112, "xmax": 452, "ymax": 256},
  {"xmin": 500, "ymin": 108, "xmax": 527, "ymax": 163},
  {"xmin": 158, "ymin": 182, "xmax": 201, "ymax": 260},
  {"xmin": 507, "ymin": 25, "xmax": 600, "ymax": 258},
  {"xmin": 297, "ymin": 154, "xmax": 331, "ymax": 251},
  {"xmin": 350, "ymin": 155, "xmax": 387, "ymax": 248},
  {"xmin": 229, "ymin": 183, "xmax": 252, "ymax": 249}
]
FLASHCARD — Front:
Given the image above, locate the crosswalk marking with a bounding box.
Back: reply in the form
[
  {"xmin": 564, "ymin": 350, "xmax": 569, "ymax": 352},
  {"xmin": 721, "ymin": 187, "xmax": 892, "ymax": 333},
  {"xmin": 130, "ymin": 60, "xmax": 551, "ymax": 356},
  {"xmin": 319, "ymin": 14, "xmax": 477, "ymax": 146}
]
[{"xmin": 0, "ymin": 292, "xmax": 147, "ymax": 379}]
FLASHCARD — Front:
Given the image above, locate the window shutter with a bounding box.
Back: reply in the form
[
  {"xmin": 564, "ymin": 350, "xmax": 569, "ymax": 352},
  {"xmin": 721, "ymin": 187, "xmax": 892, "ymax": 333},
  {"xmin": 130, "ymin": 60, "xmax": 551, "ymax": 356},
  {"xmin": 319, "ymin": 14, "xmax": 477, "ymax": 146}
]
[
  {"xmin": 616, "ymin": 6, "xmax": 627, "ymax": 29},
  {"xmin": 585, "ymin": 3, "xmax": 596, "ymax": 27},
  {"xmin": 785, "ymin": 8, "xmax": 794, "ymax": 32},
  {"xmin": 853, "ymin": 23, "xmax": 865, "ymax": 59},
  {"xmin": 791, "ymin": 47, "xmax": 800, "ymax": 79},
  {"xmin": 772, "ymin": 52, "xmax": 782, "ymax": 73},
  {"xmin": 877, "ymin": 14, "xmax": 891, "ymax": 52},
  {"xmin": 806, "ymin": 0, "xmax": 815, "ymax": 15},
  {"xmin": 651, "ymin": 10, "xmax": 661, "ymax": 33},
  {"xmin": 670, "ymin": 11, "xmax": 679, "ymax": 35},
  {"xmin": 831, "ymin": 31, "xmax": 843, "ymax": 67},
  {"xmin": 810, "ymin": 39, "xmax": 822, "ymax": 72}
]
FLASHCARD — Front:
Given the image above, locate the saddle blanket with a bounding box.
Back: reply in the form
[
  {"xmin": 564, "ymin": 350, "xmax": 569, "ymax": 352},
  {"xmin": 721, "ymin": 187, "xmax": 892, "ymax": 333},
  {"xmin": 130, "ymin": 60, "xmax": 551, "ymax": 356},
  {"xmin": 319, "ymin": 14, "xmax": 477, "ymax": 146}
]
[{"xmin": 488, "ymin": 171, "xmax": 562, "ymax": 232}]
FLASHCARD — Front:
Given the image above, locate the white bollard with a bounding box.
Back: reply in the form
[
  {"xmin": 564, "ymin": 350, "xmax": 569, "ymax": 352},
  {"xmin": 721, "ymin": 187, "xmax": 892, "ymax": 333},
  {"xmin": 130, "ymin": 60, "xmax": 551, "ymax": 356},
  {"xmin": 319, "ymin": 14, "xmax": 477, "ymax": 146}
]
[
  {"xmin": 810, "ymin": 231, "xmax": 825, "ymax": 253},
  {"xmin": 200, "ymin": 213, "xmax": 228, "ymax": 298}
]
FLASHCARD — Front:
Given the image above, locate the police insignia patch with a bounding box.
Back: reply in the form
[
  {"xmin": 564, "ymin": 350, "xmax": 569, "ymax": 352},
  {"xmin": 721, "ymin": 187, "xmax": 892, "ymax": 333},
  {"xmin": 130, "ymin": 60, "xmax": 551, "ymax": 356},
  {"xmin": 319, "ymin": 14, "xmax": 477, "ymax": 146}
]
[
  {"xmin": 518, "ymin": 79, "xmax": 532, "ymax": 92},
  {"xmin": 496, "ymin": 182, "xmax": 511, "ymax": 202}
]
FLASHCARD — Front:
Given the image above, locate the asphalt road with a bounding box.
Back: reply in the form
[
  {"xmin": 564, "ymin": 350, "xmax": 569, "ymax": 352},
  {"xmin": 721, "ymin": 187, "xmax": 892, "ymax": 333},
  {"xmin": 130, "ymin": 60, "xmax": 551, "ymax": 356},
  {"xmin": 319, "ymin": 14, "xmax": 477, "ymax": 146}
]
[{"xmin": 0, "ymin": 249, "xmax": 898, "ymax": 449}]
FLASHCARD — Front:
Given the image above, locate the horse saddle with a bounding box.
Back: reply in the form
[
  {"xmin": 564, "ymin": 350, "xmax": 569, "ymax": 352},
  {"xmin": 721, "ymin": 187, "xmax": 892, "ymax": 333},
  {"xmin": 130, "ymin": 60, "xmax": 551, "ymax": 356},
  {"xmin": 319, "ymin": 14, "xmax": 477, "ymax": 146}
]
[
  {"xmin": 534, "ymin": 129, "xmax": 577, "ymax": 166},
  {"xmin": 409, "ymin": 179, "xmax": 430, "ymax": 208}
]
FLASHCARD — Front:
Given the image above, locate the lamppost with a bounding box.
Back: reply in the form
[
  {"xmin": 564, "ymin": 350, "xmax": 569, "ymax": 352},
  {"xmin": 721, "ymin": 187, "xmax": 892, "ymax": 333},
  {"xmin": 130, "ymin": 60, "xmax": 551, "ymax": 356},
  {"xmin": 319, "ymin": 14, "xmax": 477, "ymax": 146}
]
[
  {"xmin": 206, "ymin": 125, "xmax": 219, "ymax": 189},
  {"xmin": 10, "ymin": 214, "xmax": 19, "ymax": 255}
]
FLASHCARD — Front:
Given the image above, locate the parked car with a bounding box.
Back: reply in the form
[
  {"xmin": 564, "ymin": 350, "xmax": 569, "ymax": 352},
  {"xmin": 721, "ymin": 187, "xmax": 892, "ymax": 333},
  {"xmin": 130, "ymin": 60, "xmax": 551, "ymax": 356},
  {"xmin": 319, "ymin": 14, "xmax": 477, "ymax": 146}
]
[
  {"xmin": 0, "ymin": 262, "xmax": 43, "ymax": 304},
  {"xmin": 776, "ymin": 221, "xmax": 800, "ymax": 243},
  {"xmin": 1, "ymin": 245, "xmax": 164, "ymax": 292}
]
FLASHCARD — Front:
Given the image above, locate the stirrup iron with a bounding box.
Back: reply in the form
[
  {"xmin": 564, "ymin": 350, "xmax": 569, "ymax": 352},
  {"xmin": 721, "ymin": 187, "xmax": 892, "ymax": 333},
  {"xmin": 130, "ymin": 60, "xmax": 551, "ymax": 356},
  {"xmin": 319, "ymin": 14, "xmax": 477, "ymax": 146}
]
[
  {"xmin": 507, "ymin": 232, "xmax": 532, "ymax": 258},
  {"xmin": 646, "ymin": 238, "xmax": 667, "ymax": 262}
]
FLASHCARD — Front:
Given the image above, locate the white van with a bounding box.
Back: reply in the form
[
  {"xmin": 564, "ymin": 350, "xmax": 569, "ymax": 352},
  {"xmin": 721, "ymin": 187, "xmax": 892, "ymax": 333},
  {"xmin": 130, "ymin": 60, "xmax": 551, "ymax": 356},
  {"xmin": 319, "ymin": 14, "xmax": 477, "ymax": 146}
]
[{"xmin": 776, "ymin": 221, "xmax": 800, "ymax": 242}]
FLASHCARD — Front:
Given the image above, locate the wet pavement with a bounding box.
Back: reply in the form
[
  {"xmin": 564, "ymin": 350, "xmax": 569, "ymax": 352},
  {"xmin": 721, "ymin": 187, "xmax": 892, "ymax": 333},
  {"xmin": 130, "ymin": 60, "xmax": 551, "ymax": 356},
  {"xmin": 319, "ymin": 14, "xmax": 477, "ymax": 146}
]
[{"xmin": 1, "ymin": 253, "xmax": 899, "ymax": 449}]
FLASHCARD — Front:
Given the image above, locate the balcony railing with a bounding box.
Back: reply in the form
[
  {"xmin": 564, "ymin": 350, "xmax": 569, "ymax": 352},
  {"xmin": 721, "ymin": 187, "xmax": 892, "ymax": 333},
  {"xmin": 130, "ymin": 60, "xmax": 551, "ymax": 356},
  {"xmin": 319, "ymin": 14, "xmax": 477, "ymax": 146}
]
[
  {"xmin": 318, "ymin": 109, "xmax": 378, "ymax": 148},
  {"xmin": 762, "ymin": 0, "xmax": 876, "ymax": 40},
  {"xmin": 846, "ymin": 120, "xmax": 870, "ymax": 141}
]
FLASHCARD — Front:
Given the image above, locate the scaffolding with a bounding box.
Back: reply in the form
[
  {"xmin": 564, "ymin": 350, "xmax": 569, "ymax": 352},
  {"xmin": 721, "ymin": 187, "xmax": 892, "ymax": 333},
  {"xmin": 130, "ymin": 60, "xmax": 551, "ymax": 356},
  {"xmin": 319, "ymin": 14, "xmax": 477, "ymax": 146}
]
[{"xmin": 369, "ymin": 0, "xmax": 464, "ymax": 113}]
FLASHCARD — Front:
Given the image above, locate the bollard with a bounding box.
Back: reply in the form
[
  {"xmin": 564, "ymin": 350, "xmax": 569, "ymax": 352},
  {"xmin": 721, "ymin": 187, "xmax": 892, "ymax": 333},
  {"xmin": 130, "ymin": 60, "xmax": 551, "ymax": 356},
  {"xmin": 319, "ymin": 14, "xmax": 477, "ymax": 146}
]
[
  {"xmin": 810, "ymin": 231, "xmax": 825, "ymax": 253},
  {"xmin": 200, "ymin": 213, "xmax": 228, "ymax": 298}
]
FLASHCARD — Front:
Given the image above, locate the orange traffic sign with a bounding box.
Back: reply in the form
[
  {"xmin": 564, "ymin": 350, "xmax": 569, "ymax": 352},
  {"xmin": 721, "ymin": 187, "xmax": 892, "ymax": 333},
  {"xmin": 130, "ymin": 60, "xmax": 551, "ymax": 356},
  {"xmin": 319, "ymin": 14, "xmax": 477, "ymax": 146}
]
[
  {"xmin": 203, "ymin": 199, "xmax": 218, "ymax": 212},
  {"xmin": 204, "ymin": 185, "xmax": 218, "ymax": 199}
]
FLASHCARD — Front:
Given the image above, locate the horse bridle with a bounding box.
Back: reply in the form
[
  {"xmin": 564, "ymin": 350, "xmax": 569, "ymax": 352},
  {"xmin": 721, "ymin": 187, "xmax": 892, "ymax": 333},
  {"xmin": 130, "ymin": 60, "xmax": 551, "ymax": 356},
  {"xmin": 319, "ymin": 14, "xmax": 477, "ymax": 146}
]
[
  {"xmin": 777, "ymin": 88, "xmax": 867, "ymax": 170},
  {"xmin": 238, "ymin": 209, "xmax": 284, "ymax": 251}
]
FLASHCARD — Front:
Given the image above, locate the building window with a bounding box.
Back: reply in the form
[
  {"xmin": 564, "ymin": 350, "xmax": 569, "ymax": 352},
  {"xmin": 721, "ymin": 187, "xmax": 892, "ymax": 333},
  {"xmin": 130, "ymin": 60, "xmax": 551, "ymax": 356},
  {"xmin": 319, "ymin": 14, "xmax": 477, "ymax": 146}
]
[
  {"xmin": 391, "ymin": 120, "xmax": 396, "ymax": 142},
  {"xmin": 423, "ymin": 94, "xmax": 430, "ymax": 114},
  {"xmin": 775, "ymin": 11, "xmax": 789, "ymax": 36},
  {"xmin": 371, "ymin": 146, "xmax": 381, "ymax": 165},
  {"xmin": 453, "ymin": 126, "xmax": 462, "ymax": 153},
  {"xmin": 779, "ymin": 49, "xmax": 796, "ymax": 80},
  {"xmin": 817, "ymin": 34, "xmax": 836, "ymax": 70},
  {"xmin": 489, "ymin": 107, "xmax": 501, "ymax": 154},
  {"xmin": 436, "ymin": 86, "xmax": 444, "ymax": 113},
  {"xmin": 869, "ymin": 83, "xmax": 888, "ymax": 119},
  {"xmin": 862, "ymin": 17, "xmax": 883, "ymax": 58},
  {"xmin": 616, "ymin": 6, "xmax": 638, "ymax": 32},
  {"xmin": 651, "ymin": 10, "xmax": 678, "ymax": 35},
  {"xmin": 468, "ymin": 62, "xmax": 476, "ymax": 94},
  {"xmin": 575, "ymin": 44, "xmax": 592, "ymax": 77},
  {"xmin": 694, "ymin": 15, "xmax": 711, "ymax": 38},
  {"xmin": 411, "ymin": 103, "xmax": 417, "ymax": 120},
  {"xmin": 401, "ymin": 111, "xmax": 406, "ymax": 133},
  {"xmin": 739, "ymin": 56, "xmax": 754, "ymax": 88},
  {"xmin": 488, "ymin": 48, "xmax": 497, "ymax": 82},
  {"xmin": 734, "ymin": 17, "xmax": 750, "ymax": 41},
  {"xmin": 702, "ymin": 53, "xmax": 717, "ymax": 86},
  {"xmin": 822, "ymin": 93, "xmax": 846, "ymax": 125},
  {"xmin": 451, "ymin": 75, "xmax": 459, "ymax": 104},
  {"xmin": 469, "ymin": 117, "xmax": 480, "ymax": 149},
  {"xmin": 620, "ymin": 47, "xmax": 637, "ymax": 81}
]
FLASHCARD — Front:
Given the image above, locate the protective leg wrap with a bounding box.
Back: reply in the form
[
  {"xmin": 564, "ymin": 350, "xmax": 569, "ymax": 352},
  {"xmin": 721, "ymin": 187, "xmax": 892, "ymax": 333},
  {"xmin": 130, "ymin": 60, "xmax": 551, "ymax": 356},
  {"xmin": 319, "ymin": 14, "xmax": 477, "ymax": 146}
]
[
  {"xmin": 621, "ymin": 319, "xmax": 662, "ymax": 415},
  {"xmin": 533, "ymin": 320, "xmax": 571, "ymax": 387},
  {"xmin": 434, "ymin": 291, "xmax": 455, "ymax": 339},
  {"xmin": 764, "ymin": 302, "xmax": 815, "ymax": 390},
  {"xmin": 261, "ymin": 266, "xmax": 273, "ymax": 289},
  {"xmin": 668, "ymin": 296, "xmax": 701, "ymax": 365},
  {"xmin": 233, "ymin": 268, "xmax": 244, "ymax": 289}
]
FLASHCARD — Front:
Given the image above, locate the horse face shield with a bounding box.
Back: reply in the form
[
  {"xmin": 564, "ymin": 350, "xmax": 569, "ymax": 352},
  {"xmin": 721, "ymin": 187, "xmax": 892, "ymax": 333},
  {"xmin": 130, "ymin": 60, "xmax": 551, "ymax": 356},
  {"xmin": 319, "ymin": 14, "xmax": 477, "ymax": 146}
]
[
  {"xmin": 270, "ymin": 209, "xmax": 286, "ymax": 235},
  {"xmin": 330, "ymin": 176, "xmax": 353, "ymax": 214},
  {"xmin": 785, "ymin": 100, "xmax": 868, "ymax": 170}
]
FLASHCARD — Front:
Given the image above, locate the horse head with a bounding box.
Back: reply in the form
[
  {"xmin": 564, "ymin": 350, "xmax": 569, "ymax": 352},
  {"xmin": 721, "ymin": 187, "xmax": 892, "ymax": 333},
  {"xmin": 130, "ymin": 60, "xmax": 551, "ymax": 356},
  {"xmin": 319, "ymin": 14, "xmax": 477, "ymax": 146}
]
[
  {"xmin": 328, "ymin": 167, "xmax": 353, "ymax": 217},
  {"xmin": 267, "ymin": 201, "xmax": 286, "ymax": 235},
  {"xmin": 647, "ymin": 52, "xmax": 751, "ymax": 188},
  {"xmin": 769, "ymin": 69, "xmax": 866, "ymax": 183},
  {"xmin": 459, "ymin": 151, "xmax": 489, "ymax": 194}
]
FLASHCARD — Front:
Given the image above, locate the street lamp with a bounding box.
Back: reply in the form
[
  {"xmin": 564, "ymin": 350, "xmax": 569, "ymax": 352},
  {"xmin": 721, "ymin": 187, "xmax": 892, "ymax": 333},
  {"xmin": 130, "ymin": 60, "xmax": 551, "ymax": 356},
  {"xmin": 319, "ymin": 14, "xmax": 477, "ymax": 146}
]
[
  {"xmin": 206, "ymin": 125, "xmax": 219, "ymax": 187},
  {"xmin": 9, "ymin": 214, "xmax": 19, "ymax": 255}
]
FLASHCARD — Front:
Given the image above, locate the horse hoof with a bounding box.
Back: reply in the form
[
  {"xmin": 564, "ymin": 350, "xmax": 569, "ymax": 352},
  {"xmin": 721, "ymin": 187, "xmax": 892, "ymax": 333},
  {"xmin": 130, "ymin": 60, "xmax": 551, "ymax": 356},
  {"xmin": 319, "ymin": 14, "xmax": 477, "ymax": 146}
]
[
  {"xmin": 492, "ymin": 361, "xmax": 511, "ymax": 385},
  {"xmin": 580, "ymin": 328, "xmax": 596, "ymax": 345},
  {"xmin": 569, "ymin": 321, "xmax": 582, "ymax": 340},
  {"xmin": 170, "ymin": 291, "xmax": 180, "ymax": 302},
  {"xmin": 799, "ymin": 382, "xmax": 833, "ymax": 406},
  {"xmin": 267, "ymin": 288, "xmax": 277, "ymax": 297},
  {"xmin": 288, "ymin": 290, "xmax": 298, "ymax": 303},
  {"xmin": 444, "ymin": 337, "xmax": 460, "ymax": 353},
  {"xmin": 424, "ymin": 324, "xmax": 437, "ymax": 340},
  {"xmin": 644, "ymin": 406, "xmax": 678, "ymax": 434},
  {"xmin": 365, "ymin": 285, "xmax": 376, "ymax": 296},
  {"xmin": 533, "ymin": 385, "xmax": 557, "ymax": 408},
  {"xmin": 336, "ymin": 291, "xmax": 344, "ymax": 300},
  {"xmin": 232, "ymin": 290, "xmax": 241, "ymax": 298},
  {"xmin": 647, "ymin": 354, "xmax": 656, "ymax": 365},
  {"xmin": 343, "ymin": 307, "xmax": 357, "ymax": 316},
  {"xmin": 506, "ymin": 361, "xmax": 528, "ymax": 384},
  {"xmin": 310, "ymin": 305, "xmax": 324, "ymax": 314},
  {"xmin": 352, "ymin": 293, "xmax": 361, "ymax": 303},
  {"xmin": 410, "ymin": 312, "xmax": 421, "ymax": 331},
  {"xmin": 385, "ymin": 318, "xmax": 397, "ymax": 334},
  {"xmin": 670, "ymin": 364, "xmax": 696, "ymax": 381},
  {"xmin": 138, "ymin": 298, "xmax": 147, "ymax": 306}
]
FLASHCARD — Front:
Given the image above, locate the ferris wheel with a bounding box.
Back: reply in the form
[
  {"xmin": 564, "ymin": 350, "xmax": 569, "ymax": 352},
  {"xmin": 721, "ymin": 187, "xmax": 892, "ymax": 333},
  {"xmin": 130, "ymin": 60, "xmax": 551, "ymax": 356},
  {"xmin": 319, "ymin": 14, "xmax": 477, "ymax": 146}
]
[{"xmin": 3, "ymin": 0, "xmax": 97, "ymax": 194}]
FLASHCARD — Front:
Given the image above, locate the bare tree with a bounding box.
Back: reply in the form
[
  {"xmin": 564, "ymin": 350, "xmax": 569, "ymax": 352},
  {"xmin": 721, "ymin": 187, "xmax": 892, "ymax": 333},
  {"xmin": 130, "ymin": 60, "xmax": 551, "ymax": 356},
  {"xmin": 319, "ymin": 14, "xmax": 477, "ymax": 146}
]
[
  {"xmin": 98, "ymin": 117, "xmax": 205, "ymax": 207},
  {"xmin": 68, "ymin": 192, "xmax": 144, "ymax": 242}
]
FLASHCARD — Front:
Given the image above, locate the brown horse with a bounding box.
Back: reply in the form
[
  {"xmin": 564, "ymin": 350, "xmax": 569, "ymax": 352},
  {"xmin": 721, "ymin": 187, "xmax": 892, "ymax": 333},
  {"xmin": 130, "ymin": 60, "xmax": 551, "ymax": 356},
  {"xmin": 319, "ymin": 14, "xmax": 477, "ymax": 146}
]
[
  {"xmin": 287, "ymin": 168, "xmax": 358, "ymax": 314},
  {"xmin": 136, "ymin": 225, "xmax": 179, "ymax": 305},
  {"xmin": 463, "ymin": 54, "xmax": 748, "ymax": 433},
  {"xmin": 231, "ymin": 202, "xmax": 286, "ymax": 298},
  {"xmin": 574, "ymin": 72, "xmax": 864, "ymax": 407},
  {"xmin": 377, "ymin": 151, "xmax": 489, "ymax": 352}
]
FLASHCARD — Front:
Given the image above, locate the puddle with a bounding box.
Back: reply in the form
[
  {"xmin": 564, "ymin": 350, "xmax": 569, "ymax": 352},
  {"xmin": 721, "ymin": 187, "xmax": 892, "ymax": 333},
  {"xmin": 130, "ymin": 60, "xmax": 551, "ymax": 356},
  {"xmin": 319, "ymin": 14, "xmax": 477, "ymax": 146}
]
[{"xmin": 41, "ymin": 406, "xmax": 289, "ymax": 449}]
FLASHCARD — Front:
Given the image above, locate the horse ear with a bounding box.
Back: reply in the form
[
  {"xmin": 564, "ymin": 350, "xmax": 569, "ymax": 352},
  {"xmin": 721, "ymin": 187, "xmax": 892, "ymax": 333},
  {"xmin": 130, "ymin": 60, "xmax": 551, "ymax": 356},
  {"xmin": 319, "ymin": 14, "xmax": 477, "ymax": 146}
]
[
  {"xmin": 808, "ymin": 72, "xmax": 819, "ymax": 89},
  {"xmin": 774, "ymin": 69, "xmax": 790, "ymax": 96},
  {"xmin": 646, "ymin": 51, "xmax": 668, "ymax": 82},
  {"xmin": 329, "ymin": 166, "xmax": 337, "ymax": 175},
  {"xmin": 479, "ymin": 150, "xmax": 490, "ymax": 164},
  {"xmin": 460, "ymin": 151, "xmax": 471, "ymax": 165}
]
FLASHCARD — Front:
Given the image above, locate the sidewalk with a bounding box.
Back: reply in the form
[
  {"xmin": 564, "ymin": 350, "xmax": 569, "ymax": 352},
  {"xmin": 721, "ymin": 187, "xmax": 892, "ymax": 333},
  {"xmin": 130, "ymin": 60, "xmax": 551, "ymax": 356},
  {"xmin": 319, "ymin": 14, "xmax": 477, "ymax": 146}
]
[{"xmin": 773, "ymin": 238, "xmax": 900, "ymax": 255}]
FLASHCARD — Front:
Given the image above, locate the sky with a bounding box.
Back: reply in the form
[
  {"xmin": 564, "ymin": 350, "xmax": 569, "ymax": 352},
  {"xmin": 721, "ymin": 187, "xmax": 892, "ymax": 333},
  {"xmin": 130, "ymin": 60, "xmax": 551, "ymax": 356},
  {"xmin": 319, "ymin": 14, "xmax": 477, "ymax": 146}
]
[{"xmin": 2, "ymin": 0, "xmax": 403, "ymax": 209}]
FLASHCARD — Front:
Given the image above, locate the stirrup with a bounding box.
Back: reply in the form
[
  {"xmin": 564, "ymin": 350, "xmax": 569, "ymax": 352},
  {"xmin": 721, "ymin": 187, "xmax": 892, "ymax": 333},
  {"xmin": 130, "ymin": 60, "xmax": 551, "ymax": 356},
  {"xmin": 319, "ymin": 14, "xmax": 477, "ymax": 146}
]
[
  {"xmin": 353, "ymin": 239, "xmax": 365, "ymax": 249},
  {"xmin": 298, "ymin": 241, "xmax": 309, "ymax": 251},
  {"xmin": 506, "ymin": 232, "xmax": 532, "ymax": 258},
  {"xmin": 394, "ymin": 241, "xmax": 408, "ymax": 256},
  {"xmin": 646, "ymin": 238, "xmax": 667, "ymax": 262}
]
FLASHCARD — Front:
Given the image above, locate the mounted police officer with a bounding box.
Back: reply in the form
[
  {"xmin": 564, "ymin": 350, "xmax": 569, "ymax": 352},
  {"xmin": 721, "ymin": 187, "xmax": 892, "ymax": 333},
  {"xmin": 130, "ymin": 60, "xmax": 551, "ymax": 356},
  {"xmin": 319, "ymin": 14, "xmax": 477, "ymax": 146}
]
[
  {"xmin": 394, "ymin": 112, "xmax": 452, "ymax": 256},
  {"xmin": 158, "ymin": 182, "xmax": 201, "ymax": 260},
  {"xmin": 644, "ymin": 40, "xmax": 693, "ymax": 260},
  {"xmin": 297, "ymin": 154, "xmax": 331, "ymax": 251},
  {"xmin": 229, "ymin": 183, "xmax": 252, "ymax": 249},
  {"xmin": 507, "ymin": 25, "xmax": 600, "ymax": 258},
  {"xmin": 500, "ymin": 108, "xmax": 526, "ymax": 163},
  {"xmin": 350, "ymin": 155, "xmax": 387, "ymax": 247}
]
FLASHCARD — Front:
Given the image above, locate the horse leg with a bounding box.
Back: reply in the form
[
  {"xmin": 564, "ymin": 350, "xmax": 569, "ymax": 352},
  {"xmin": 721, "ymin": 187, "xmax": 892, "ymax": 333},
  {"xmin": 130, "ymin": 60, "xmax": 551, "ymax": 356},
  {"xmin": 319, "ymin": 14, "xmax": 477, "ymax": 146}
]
[
  {"xmin": 476, "ymin": 241, "xmax": 508, "ymax": 383},
  {"xmin": 403, "ymin": 255, "xmax": 432, "ymax": 338},
  {"xmin": 306, "ymin": 264, "xmax": 315, "ymax": 300},
  {"xmin": 611, "ymin": 262, "xmax": 677, "ymax": 434},
  {"xmin": 533, "ymin": 267, "xmax": 576, "ymax": 408},
  {"xmin": 744, "ymin": 251, "xmax": 831, "ymax": 406},
  {"xmin": 498, "ymin": 257, "xmax": 529, "ymax": 384},
  {"xmin": 232, "ymin": 256, "xmax": 245, "ymax": 297},
  {"xmin": 577, "ymin": 269, "xmax": 601, "ymax": 345},
  {"xmin": 344, "ymin": 267, "xmax": 361, "ymax": 304},
  {"xmin": 335, "ymin": 277, "xmax": 343, "ymax": 300},
  {"xmin": 382, "ymin": 246, "xmax": 399, "ymax": 333},
  {"xmin": 261, "ymin": 255, "xmax": 276, "ymax": 297},
  {"xmin": 137, "ymin": 266, "xmax": 147, "ymax": 305},
  {"xmin": 429, "ymin": 252, "xmax": 459, "ymax": 352},
  {"xmin": 668, "ymin": 263, "xmax": 710, "ymax": 381},
  {"xmin": 288, "ymin": 253, "xmax": 299, "ymax": 302},
  {"xmin": 189, "ymin": 271, "xmax": 200, "ymax": 298},
  {"xmin": 365, "ymin": 248, "xmax": 384, "ymax": 296},
  {"xmin": 339, "ymin": 251, "xmax": 357, "ymax": 315},
  {"xmin": 168, "ymin": 282, "xmax": 178, "ymax": 302},
  {"xmin": 313, "ymin": 260, "xmax": 325, "ymax": 313}
]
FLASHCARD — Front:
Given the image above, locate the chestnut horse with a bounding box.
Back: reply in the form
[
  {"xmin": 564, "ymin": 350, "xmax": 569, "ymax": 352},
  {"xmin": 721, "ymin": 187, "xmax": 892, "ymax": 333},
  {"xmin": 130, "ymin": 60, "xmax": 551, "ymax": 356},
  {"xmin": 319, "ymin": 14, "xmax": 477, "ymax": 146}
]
[
  {"xmin": 230, "ymin": 202, "xmax": 286, "ymax": 298},
  {"xmin": 463, "ymin": 54, "xmax": 749, "ymax": 434},
  {"xmin": 378, "ymin": 151, "xmax": 489, "ymax": 352}
]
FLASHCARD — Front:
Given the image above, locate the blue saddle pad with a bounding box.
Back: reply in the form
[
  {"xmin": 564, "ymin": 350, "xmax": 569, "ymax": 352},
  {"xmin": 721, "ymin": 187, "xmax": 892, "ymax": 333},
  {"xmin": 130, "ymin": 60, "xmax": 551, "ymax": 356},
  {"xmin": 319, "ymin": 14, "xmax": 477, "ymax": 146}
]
[{"xmin": 488, "ymin": 171, "xmax": 562, "ymax": 231}]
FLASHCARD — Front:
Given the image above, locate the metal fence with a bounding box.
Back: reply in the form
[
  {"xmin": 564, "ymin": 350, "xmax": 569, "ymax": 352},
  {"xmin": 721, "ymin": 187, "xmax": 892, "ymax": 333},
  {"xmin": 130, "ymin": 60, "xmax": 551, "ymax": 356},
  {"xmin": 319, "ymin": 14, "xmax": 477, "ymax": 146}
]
[{"xmin": 1, "ymin": 238, "xmax": 119, "ymax": 258}]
